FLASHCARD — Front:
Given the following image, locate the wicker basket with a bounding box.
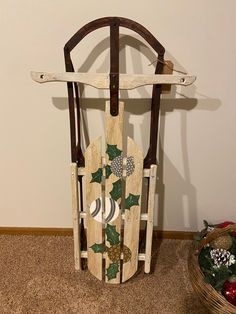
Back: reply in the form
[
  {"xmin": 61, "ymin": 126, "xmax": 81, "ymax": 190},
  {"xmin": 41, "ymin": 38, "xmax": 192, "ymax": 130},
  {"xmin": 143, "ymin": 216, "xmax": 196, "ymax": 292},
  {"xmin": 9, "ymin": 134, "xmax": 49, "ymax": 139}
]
[{"xmin": 188, "ymin": 224, "xmax": 236, "ymax": 314}]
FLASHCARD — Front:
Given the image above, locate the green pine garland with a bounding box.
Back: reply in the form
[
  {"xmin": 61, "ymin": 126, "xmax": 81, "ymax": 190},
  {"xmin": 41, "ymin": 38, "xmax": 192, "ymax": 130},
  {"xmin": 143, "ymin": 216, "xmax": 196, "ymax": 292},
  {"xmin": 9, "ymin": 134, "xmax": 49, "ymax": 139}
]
[{"xmin": 198, "ymin": 230, "xmax": 236, "ymax": 292}]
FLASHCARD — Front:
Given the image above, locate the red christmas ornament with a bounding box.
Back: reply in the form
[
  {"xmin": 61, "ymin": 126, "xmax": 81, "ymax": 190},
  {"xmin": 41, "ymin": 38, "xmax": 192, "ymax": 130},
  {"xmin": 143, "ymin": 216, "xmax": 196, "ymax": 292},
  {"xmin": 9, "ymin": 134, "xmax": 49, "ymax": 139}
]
[
  {"xmin": 217, "ymin": 221, "xmax": 235, "ymax": 228},
  {"xmin": 215, "ymin": 221, "xmax": 236, "ymax": 236},
  {"xmin": 222, "ymin": 277, "xmax": 236, "ymax": 306}
]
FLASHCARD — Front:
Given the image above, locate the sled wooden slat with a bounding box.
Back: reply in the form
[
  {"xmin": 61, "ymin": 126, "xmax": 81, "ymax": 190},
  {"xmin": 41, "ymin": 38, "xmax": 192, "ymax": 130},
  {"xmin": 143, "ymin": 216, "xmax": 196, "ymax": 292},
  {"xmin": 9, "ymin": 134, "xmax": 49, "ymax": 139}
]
[
  {"xmin": 122, "ymin": 137, "xmax": 143, "ymax": 282},
  {"xmin": 85, "ymin": 137, "xmax": 103, "ymax": 281},
  {"xmin": 31, "ymin": 71, "xmax": 196, "ymax": 89},
  {"xmin": 144, "ymin": 164, "xmax": 157, "ymax": 273},
  {"xmin": 71, "ymin": 163, "xmax": 81, "ymax": 270},
  {"xmin": 104, "ymin": 101, "xmax": 124, "ymax": 284}
]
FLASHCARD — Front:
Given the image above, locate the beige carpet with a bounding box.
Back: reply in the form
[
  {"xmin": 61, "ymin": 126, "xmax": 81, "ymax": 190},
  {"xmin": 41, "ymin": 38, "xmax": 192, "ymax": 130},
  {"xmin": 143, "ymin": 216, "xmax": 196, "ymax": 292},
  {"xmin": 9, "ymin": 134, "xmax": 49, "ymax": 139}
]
[{"xmin": 0, "ymin": 235, "xmax": 208, "ymax": 314}]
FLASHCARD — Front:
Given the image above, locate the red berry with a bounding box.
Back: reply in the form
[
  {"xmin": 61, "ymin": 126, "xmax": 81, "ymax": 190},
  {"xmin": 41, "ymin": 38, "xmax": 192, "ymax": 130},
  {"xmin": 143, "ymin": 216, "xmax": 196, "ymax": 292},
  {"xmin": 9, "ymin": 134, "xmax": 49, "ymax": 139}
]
[
  {"xmin": 216, "ymin": 221, "xmax": 236, "ymax": 236},
  {"xmin": 217, "ymin": 221, "xmax": 235, "ymax": 228},
  {"xmin": 222, "ymin": 279, "xmax": 236, "ymax": 306}
]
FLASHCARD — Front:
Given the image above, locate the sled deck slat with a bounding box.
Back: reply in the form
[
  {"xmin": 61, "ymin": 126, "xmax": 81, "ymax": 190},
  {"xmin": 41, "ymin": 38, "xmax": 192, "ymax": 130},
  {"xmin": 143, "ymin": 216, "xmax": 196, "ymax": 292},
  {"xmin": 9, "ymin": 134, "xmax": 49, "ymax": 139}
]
[
  {"xmin": 144, "ymin": 164, "xmax": 157, "ymax": 273},
  {"xmin": 85, "ymin": 137, "xmax": 103, "ymax": 281},
  {"xmin": 104, "ymin": 101, "xmax": 124, "ymax": 284},
  {"xmin": 71, "ymin": 163, "xmax": 81, "ymax": 270},
  {"xmin": 122, "ymin": 137, "xmax": 143, "ymax": 282}
]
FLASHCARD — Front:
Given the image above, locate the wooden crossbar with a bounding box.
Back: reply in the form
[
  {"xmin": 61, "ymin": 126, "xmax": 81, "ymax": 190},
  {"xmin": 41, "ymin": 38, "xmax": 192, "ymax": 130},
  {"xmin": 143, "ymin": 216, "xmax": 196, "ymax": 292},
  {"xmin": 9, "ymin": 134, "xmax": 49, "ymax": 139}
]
[
  {"xmin": 31, "ymin": 71, "xmax": 196, "ymax": 90},
  {"xmin": 80, "ymin": 251, "xmax": 146, "ymax": 261},
  {"xmin": 79, "ymin": 212, "xmax": 149, "ymax": 221},
  {"xmin": 78, "ymin": 166, "xmax": 152, "ymax": 177}
]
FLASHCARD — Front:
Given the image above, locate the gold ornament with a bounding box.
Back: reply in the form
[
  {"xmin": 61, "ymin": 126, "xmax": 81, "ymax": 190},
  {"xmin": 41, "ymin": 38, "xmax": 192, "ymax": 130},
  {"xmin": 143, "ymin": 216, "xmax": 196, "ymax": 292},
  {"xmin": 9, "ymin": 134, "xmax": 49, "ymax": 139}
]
[
  {"xmin": 108, "ymin": 244, "xmax": 121, "ymax": 262},
  {"xmin": 211, "ymin": 234, "xmax": 233, "ymax": 250},
  {"xmin": 123, "ymin": 245, "xmax": 132, "ymax": 263},
  {"xmin": 107, "ymin": 244, "xmax": 132, "ymax": 263}
]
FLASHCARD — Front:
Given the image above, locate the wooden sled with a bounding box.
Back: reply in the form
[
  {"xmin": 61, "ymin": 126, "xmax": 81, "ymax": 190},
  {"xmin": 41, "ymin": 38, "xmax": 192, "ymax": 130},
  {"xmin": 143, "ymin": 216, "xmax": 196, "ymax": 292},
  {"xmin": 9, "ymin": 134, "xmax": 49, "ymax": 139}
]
[{"xmin": 31, "ymin": 17, "xmax": 196, "ymax": 284}]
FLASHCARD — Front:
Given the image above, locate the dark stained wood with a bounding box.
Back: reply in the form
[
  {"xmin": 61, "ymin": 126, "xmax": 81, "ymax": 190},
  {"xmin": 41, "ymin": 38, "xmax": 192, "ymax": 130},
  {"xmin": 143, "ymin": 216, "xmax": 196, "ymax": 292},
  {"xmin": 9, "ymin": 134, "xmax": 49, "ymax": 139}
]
[
  {"xmin": 110, "ymin": 18, "xmax": 120, "ymax": 116},
  {"xmin": 144, "ymin": 56, "xmax": 164, "ymax": 167},
  {"xmin": 64, "ymin": 17, "xmax": 165, "ymax": 55},
  {"xmin": 64, "ymin": 16, "xmax": 165, "ymax": 167}
]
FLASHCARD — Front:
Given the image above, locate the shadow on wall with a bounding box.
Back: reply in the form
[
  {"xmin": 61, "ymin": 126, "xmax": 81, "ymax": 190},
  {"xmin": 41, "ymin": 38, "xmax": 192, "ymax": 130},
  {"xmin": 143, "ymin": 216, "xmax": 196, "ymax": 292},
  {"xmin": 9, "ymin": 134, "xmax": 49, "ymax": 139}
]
[{"xmin": 51, "ymin": 35, "xmax": 221, "ymax": 231}]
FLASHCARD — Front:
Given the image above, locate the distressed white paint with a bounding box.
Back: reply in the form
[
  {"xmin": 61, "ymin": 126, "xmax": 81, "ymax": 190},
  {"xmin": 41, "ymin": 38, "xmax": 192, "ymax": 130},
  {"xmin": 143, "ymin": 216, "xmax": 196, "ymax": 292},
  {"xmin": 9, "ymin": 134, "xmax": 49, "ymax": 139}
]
[
  {"xmin": 31, "ymin": 71, "xmax": 196, "ymax": 89},
  {"xmin": 71, "ymin": 163, "xmax": 81, "ymax": 270},
  {"xmin": 144, "ymin": 165, "xmax": 157, "ymax": 273}
]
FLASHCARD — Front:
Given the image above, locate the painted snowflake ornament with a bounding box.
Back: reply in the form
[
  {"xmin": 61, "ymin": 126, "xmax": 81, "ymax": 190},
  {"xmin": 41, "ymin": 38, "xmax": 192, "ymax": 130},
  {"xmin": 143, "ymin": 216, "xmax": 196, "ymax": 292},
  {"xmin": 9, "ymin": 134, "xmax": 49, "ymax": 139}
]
[{"xmin": 111, "ymin": 156, "xmax": 135, "ymax": 177}]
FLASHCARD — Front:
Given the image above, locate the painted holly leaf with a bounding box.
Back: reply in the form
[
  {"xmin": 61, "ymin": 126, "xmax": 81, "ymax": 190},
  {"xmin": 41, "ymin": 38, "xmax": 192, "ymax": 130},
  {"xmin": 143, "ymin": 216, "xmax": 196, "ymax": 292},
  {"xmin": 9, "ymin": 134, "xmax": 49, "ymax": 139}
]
[
  {"xmin": 106, "ymin": 262, "xmax": 119, "ymax": 281},
  {"xmin": 106, "ymin": 144, "xmax": 122, "ymax": 161},
  {"xmin": 90, "ymin": 168, "xmax": 103, "ymax": 183},
  {"xmin": 110, "ymin": 179, "xmax": 122, "ymax": 201},
  {"xmin": 105, "ymin": 164, "xmax": 112, "ymax": 179},
  {"xmin": 105, "ymin": 224, "xmax": 120, "ymax": 245},
  {"xmin": 90, "ymin": 243, "xmax": 107, "ymax": 253},
  {"xmin": 125, "ymin": 193, "xmax": 140, "ymax": 210}
]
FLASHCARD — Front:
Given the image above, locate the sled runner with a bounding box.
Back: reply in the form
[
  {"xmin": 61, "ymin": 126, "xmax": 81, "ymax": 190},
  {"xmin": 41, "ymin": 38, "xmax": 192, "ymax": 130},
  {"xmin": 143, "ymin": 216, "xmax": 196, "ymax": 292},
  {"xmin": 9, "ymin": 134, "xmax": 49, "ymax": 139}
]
[{"xmin": 31, "ymin": 17, "xmax": 196, "ymax": 283}]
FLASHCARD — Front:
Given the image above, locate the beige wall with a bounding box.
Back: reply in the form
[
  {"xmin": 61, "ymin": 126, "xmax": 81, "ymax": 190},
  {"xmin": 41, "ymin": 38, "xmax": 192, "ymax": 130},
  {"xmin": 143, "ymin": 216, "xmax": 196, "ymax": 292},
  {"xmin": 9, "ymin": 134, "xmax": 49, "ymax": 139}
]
[{"xmin": 0, "ymin": 1, "xmax": 235, "ymax": 230}]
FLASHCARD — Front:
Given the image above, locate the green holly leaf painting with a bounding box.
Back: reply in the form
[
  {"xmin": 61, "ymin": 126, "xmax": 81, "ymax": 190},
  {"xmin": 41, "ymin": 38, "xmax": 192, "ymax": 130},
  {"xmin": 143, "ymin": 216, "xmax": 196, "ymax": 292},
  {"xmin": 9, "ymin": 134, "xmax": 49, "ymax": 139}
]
[
  {"xmin": 90, "ymin": 168, "xmax": 103, "ymax": 183},
  {"xmin": 106, "ymin": 262, "xmax": 119, "ymax": 281},
  {"xmin": 110, "ymin": 179, "xmax": 122, "ymax": 201},
  {"xmin": 105, "ymin": 165, "xmax": 112, "ymax": 179},
  {"xmin": 105, "ymin": 224, "xmax": 120, "ymax": 245},
  {"xmin": 125, "ymin": 193, "xmax": 140, "ymax": 210},
  {"xmin": 106, "ymin": 144, "xmax": 122, "ymax": 161},
  {"xmin": 90, "ymin": 243, "xmax": 107, "ymax": 253}
]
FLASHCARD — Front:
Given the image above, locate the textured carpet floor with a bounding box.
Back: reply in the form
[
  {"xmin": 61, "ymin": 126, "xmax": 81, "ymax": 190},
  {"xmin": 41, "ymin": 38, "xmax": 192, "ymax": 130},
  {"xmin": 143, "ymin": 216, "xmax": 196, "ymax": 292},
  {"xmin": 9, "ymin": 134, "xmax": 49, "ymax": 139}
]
[{"xmin": 0, "ymin": 235, "xmax": 208, "ymax": 314}]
